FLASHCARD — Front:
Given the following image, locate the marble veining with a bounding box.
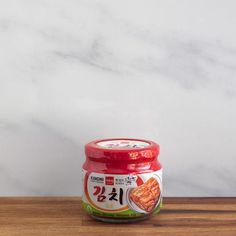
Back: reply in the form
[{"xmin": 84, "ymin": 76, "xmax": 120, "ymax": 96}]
[{"xmin": 0, "ymin": 0, "xmax": 236, "ymax": 196}]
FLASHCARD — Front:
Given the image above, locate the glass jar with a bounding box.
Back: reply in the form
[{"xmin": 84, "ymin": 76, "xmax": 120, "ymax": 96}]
[{"xmin": 82, "ymin": 138, "xmax": 162, "ymax": 223}]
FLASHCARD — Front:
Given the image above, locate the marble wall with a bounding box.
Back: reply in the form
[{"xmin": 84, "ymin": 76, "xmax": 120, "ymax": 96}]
[{"xmin": 0, "ymin": 0, "xmax": 236, "ymax": 196}]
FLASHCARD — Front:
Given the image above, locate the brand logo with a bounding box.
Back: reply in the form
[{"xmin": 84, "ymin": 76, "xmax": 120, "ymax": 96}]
[
  {"xmin": 90, "ymin": 176, "xmax": 104, "ymax": 183},
  {"xmin": 105, "ymin": 176, "xmax": 114, "ymax": 185}
]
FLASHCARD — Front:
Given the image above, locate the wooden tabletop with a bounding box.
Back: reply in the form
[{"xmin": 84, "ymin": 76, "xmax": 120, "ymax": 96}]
[{"xmin": 0, "ymin": 197, "xmax": 235, "ymax": 236}]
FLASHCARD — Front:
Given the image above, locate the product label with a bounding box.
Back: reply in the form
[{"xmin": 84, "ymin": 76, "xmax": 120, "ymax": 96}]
[
  {"xmin": 96, "ymin": 139, "xmax": 150, "ymax": 149},
  {"xmin": 82, "ymin": 169, "xmax": 162, "ymax": 218}
]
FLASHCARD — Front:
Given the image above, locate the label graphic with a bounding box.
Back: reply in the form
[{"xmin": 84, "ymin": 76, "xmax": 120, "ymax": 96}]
[
  {"xmin": 82, "ymin": 169, "xmax": 162, "ymax": 218},
  {"xmin": 96, "ymin": 140, "xmax": 150, "ymax": 149}
]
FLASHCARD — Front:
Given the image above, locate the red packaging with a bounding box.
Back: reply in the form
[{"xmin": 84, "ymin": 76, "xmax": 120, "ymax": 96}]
[{"xmin": 82, "ymin": 138, "xmax": 162, "ymax": 223}]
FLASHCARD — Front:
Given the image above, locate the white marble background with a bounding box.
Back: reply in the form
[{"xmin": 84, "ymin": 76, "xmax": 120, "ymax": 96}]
[{"xmin": 0, "ymin": 0, "xmax": 236, "ymax": 196}]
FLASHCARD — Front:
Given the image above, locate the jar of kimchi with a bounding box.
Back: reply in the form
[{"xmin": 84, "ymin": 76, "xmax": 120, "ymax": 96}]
[{"xmin": 82, "ymin": 138, "xmax": 162, "ymax": 223}]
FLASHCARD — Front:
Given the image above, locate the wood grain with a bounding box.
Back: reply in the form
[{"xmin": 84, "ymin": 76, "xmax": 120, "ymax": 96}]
[{"xmin": 0, "ymin": 197, "xmax": 236, "ymax": 236}]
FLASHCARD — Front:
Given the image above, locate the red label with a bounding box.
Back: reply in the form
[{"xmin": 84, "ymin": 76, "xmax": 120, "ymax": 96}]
[{"xmin": 105, "ymin": 176, "xmax": 114, "ymax": 185}]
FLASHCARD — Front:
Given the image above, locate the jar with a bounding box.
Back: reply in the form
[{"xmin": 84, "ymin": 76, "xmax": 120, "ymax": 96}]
[{"xmin": 82, "ymin": 138, "xmax": 162, "ymax": 223}]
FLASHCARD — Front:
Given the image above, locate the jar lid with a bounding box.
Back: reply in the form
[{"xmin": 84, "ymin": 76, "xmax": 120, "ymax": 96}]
[{"xmin": 85, "ymin": 138, "xmax": 160, "ymax": 162}]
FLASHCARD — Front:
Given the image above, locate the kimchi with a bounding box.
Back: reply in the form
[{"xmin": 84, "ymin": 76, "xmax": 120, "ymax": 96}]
[{"xmin": 130, "ymin": 177, "xmax": 160, "ymax": 212}]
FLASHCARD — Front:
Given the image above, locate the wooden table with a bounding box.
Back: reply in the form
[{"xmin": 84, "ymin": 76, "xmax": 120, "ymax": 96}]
[{"xmin": 0, "ymin": 197, "xmax": 235, "ymax": 236}]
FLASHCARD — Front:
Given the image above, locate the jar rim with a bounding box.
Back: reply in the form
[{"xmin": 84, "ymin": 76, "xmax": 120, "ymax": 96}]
[{"xmin": 85, "ymin": 138, "xmax": 160, "ymax": 163}]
